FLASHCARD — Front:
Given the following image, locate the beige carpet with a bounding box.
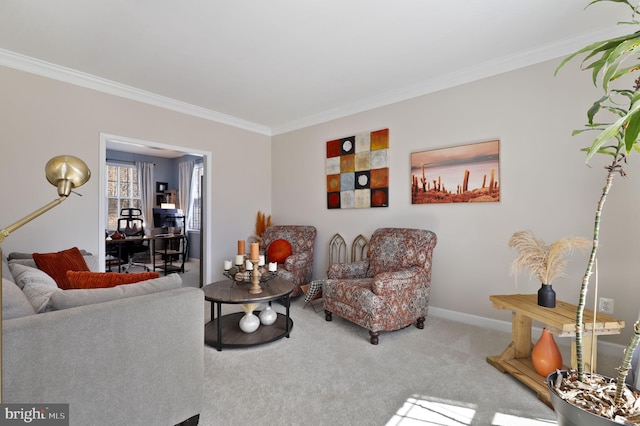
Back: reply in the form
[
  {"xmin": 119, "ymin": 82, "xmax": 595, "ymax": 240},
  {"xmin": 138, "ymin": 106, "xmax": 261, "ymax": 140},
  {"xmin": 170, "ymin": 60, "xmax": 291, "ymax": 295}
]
[
  {"xmin": 173, "ymin": 262, "xmax": 620, "ymax": 425},
  {"xmin": 197, "ymin": 297, "xmax": 589, "ymax": 426}
]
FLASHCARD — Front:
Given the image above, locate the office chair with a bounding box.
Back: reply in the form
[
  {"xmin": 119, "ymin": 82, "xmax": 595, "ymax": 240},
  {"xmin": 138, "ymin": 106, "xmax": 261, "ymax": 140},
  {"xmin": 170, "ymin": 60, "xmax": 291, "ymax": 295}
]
[{"xmin": 117, "ymin": 208, "xmax": 150, "ymax": 272}]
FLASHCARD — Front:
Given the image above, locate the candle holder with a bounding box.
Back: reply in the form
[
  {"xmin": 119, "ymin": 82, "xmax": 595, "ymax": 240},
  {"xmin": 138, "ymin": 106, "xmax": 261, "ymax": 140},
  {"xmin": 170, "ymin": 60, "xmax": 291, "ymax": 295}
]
[
  {"xmin": 249, "ymin": 258, "xmax": 262, "ymax": 294},
  {"xmin": 223, "ymin": 266, "xmax": 277, "ymax": 288}
]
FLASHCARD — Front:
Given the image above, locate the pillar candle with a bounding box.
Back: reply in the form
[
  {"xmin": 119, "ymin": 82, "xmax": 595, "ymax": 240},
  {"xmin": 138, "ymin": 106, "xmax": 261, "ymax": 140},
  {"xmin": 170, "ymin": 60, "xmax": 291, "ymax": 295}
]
[
  {"xmin": 224, "ymin": 260, "xmax": 232, "ymax": 270},
  {"xmin": 235, "ymin": 255, "xmax": 244, "ymax": 265},
  {"xmin": 258, "ymin": 255, "xmax": 265, "ymax": 266},
  {"xmin": 268, "ymin": 262, "xmax": 277, "ymax": 272},
  {"xmin": 245, "ymin": 260, "xmax": 253, "ymax": 270},
  {"xmin": 250, "ymin": 242, "xmax": 259, "ymax": 261},
  {"xmin": 237, "ymin": 240, "xmax": 246, "ymax": 255}
]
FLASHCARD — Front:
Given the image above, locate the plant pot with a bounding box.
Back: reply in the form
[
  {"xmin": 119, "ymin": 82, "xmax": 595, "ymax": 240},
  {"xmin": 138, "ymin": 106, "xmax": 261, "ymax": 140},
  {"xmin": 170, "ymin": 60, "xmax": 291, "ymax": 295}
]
[{"xmin": 547, "ymin": 371, "xmax": 620, "ymax": 426}]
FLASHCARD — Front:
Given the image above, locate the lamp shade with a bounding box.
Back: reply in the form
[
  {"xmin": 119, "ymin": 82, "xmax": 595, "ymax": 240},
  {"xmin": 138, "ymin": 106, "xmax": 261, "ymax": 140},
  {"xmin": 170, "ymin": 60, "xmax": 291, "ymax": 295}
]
[{"xmin": 45, "ymin": 155, "xmax": 91, "ymax": 196}]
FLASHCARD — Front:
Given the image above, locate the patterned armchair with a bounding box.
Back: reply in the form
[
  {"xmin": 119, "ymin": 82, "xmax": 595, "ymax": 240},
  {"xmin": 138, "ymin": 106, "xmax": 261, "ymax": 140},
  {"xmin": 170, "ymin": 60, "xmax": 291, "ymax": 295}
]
[
  {"xmin": 323, "ymin": 228, "xmax": 437, "ymax": 344},
  {"xmin": 261, "ymin": 225, "xmax": 317, "ymax": 297}
]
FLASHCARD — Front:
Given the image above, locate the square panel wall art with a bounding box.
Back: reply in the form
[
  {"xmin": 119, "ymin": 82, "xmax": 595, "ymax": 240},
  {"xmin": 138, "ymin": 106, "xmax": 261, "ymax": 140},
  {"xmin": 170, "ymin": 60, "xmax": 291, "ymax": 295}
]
[
  {"xmin": 326, "ymin": 128, "xmax": 389, "ymax": 209},
  {"xmin": 411, "ymin": 139, "xmax": 500, "ymax": 204}
]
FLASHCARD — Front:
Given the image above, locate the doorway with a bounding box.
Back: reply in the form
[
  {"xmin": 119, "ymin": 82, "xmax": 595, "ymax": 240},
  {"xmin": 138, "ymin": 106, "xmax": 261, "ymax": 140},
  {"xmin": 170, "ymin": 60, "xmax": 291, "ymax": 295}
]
[{"xmin": 99, "ymin": 133, "xmax": 212, "ymax": 287}]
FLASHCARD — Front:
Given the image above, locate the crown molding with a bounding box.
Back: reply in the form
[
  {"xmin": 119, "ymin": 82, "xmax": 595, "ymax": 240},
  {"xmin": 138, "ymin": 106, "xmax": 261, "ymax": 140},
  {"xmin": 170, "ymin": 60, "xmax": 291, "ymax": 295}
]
[
  {"xmin": 0, "ymin": 24, "xmax": 626, "ymax": 138},
  {"xmin": 271, "ymin": 25, "xmax": 627, "ymax": 135},
  {"xmin": 0, "ymin": 48, "xmax": 272, "ymax": 136}
]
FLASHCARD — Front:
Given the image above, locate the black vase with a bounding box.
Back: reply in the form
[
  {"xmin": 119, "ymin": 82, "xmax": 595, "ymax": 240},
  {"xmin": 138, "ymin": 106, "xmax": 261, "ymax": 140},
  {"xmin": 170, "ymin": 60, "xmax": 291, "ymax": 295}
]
[{"xmin": 538, "ymin": 284, "xmax": 556, "ymax": 308}]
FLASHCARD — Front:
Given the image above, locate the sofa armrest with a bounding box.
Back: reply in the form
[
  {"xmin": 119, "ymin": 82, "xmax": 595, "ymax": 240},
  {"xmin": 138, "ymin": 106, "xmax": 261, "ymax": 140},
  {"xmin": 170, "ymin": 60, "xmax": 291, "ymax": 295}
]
[
  {"xmin": 3, "ymin": 287, "xmax": 204, "ymax": 426},
  {"xmin": 283, "ymin": 251, "xmax": 311, "ymax": 271},
  {"xmin": 328, "ymin": 260, "xmax": 369, "ymax": 279}
]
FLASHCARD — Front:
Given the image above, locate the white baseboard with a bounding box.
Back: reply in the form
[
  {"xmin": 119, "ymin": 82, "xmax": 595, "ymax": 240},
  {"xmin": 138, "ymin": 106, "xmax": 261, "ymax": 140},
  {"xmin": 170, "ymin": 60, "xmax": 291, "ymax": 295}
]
[{"xmin": 429, "ymin": 306, "xmax": 625, "ymax": 358}]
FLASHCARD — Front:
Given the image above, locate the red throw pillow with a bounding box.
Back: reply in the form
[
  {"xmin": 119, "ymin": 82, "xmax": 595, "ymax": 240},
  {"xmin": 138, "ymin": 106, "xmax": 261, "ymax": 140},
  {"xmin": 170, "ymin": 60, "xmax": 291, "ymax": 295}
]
[
  {"xmin": 65, "ymin": 271, "xmax": 161, "ymax": 289},
  {"xmin": 33, "ymin": 247, "xmax": 90, "ymax": 290},
  {"xmin": 267, "ymin": 239, "xmax": 292, "ymax": 263}
]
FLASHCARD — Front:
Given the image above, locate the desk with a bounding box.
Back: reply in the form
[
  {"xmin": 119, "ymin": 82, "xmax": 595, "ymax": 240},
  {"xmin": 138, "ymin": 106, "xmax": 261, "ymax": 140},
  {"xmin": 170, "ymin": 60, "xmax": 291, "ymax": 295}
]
[
  {"xmin": 487, "ymin": 294, "xmax": 624, "ymax": 407},
  {"xmin": 106, "ymin": 234, "xmax": 187, "ymax": 274}
]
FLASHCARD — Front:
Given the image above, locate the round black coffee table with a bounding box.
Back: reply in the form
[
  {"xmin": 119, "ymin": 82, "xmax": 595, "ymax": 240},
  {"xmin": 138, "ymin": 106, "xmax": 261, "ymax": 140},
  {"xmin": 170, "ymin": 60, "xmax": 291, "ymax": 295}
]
[{"xmin": 203, "ymin": 277, "xmax": 294, "ymax": 351}]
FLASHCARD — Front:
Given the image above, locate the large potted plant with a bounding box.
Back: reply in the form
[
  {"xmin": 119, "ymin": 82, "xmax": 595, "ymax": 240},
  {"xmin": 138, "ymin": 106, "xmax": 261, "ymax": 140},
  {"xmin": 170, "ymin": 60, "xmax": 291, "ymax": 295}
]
[{"xmin": 548, "ymin": 0, "xmax": 640, "ymax": 424}]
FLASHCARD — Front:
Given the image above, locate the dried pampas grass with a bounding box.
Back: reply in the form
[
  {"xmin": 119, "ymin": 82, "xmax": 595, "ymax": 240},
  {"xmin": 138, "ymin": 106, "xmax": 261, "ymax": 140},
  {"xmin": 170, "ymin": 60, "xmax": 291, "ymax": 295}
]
[
  {"xmin": 508, "ymin": 230, "xmax": 591, "ymax": 285},
  {"xmin": 240, "ymin": 303, "xmax": 258, "ymax": 314},
  {"xmin": 254, "ymin": 211, "xmax": 272, "ymax": 243}
]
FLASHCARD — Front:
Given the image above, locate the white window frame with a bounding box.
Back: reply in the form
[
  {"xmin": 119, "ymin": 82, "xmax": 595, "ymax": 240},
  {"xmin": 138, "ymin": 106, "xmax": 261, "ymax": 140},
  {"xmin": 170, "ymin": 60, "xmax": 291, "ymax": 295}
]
[
  {"xmin": 106, "ymin": 162, "xmax": 142, "ymax": 231},
  {"xmin": 187, "ymin": 162, "xmax": 204, "ymax": 231}
]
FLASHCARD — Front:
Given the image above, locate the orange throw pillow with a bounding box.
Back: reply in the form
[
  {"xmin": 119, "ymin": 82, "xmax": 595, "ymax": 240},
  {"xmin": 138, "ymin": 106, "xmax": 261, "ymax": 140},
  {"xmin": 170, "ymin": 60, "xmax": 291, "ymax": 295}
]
[
  {"xmin": 66, "ymin": 271, "xmax": 161, "ymax": 289},
  {"xmin": 267, "ymin": 239, "xmax": 292, "ymax": 263},
  {"xmin": 33, "ymin": 247, "xmax": 90, "ymax": 290}
]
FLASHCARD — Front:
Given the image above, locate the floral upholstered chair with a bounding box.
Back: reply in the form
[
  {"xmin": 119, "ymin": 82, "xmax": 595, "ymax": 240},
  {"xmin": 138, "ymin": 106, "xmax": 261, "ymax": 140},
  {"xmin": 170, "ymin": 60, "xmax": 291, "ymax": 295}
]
[
  {"xmin": 261, "ymin": 225, "xmax": 317, "ymax": 297},
  {"xmin": 323, "ymin": 228, "xmax": 437, "ymax": 344}
]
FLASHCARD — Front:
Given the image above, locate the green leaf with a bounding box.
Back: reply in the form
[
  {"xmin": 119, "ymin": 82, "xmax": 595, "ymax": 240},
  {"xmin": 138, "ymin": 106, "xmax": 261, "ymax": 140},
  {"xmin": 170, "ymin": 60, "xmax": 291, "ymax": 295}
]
[
  {"xmin": 556, "ymin": 31, "xmax": 640, "ymax": 79},
  {"xmin": 609, "ymin": 64, "xmax": 640, "ymax": 81},
  {"xmin": 624, "ymin": 111, "xmax": 640, "ymax": 150},
  {"xmin": 586, "ymin": 100, "xmax": 640, "ymax": 161},
  {"xmin": 587, "ymin": 96, "xmax": 608, "ymax": 124},
  {"xmin": 601, "ymin": 39, "xmax": 640, "ymax": 90},
  {"xmin": 587, "ymin": 0, "xmax": 638, "ymax": 13}
]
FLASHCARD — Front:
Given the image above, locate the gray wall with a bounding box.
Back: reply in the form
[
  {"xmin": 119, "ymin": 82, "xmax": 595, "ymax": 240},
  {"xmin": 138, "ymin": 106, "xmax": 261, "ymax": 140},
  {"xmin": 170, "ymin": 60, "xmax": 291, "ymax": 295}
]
[
  {"xmin": 271, "ymin": 58, "xmax": 640, "ymax": 346},
  {"xmin": 0, "ymin": 65, "xmax": 271, "ymax": 286}
]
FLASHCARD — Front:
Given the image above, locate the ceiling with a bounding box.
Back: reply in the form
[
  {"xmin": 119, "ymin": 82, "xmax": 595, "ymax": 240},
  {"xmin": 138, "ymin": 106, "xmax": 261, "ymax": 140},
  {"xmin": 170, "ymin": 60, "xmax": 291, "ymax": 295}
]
[{"xmin": 0, "ymin": 1, "xmax": 631, "ymax": 136}]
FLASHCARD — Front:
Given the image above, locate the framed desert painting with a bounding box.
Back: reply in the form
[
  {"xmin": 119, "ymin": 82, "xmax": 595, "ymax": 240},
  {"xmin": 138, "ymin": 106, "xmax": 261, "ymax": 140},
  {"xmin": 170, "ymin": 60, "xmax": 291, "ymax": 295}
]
[{"xmin": 411, "ymin": 139, "xmax": 500, "ymax": 204}]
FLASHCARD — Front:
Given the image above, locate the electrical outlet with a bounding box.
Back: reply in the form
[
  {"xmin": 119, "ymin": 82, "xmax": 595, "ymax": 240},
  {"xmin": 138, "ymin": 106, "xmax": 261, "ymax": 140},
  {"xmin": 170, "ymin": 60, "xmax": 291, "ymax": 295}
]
[{"xmin": 598, "ymin": 297, "xmax": 614, "ymax": 314}]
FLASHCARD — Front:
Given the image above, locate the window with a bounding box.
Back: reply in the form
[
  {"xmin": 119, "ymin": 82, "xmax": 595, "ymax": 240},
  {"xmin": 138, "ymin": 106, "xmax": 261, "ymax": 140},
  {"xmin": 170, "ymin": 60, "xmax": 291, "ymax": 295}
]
[
  {"xmin": 106, "ymin": 164, "xmax": 141, "ymax": 230},
  {"xmin": 188, "ymin": 163, "xmax": 204, "ymax": 230}
]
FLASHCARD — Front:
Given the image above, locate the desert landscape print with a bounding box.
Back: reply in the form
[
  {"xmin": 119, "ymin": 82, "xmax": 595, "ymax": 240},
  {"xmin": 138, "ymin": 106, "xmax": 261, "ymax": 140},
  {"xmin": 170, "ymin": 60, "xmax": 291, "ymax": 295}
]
[{"xmin": 411, "ymin": 139, "xmax": 500, "ymax": 204}]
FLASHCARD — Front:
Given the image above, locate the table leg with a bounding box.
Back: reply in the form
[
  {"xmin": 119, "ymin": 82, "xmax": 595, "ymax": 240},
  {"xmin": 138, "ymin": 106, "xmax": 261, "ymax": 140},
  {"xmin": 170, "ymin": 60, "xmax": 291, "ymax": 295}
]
[
  {"xmin": 151, "ymin": 239, "xmax": 156, "ymax": 274},
  {"xmin": 512, "ymin": 311, "xmax": 533, "ymax": 359},
  {"xmin": 216, "ymin": 302, "xmax": 222, "ymax": 352},
  {"xmin": 571, "ymin": 334, "xmax": 598, "ymax": 372},
  {"xmin": 285, "ymin": 295, "xmax": 291, "ymax": 338}
]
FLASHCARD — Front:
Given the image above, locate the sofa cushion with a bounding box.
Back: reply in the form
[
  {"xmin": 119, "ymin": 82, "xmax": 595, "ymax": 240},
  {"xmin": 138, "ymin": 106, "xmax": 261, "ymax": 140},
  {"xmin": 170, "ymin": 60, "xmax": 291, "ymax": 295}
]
[
  {"xmin": 9, "ymin": 254, "xmax": 99, "ymax": 272},
  {"xmin": 8, "ymin": 262, "xmax": 58, "ymax": 290},
  {"xmin": 8, "ymin": 249, "xmax": 93, "ymax": 260},
  {"xmin": 2, "ymin": 256, "xmax": 14, "ymax": 284},
  {"xmin": 66, "ymin": 271, "xmax": 160, "ymax": 289},
  {"xmin": 48, "ymin": 273, "xmax": 183, "ymax": 310},
  {"xmin": 7, "ymin": 258, "xmax": 38, "ymax": 269},
  {"xmin": 22, "ymin": 282, "xmax": 61, "ymax": 313},
  {"xmin": 2, "ymin": 278, "xmax": 35, "ymax": 319},
  {"xmin": 8, "ymin": 263, "xmax": 60, "ymax": 312},
  {"xmin": 33, "ymin": 247, "xmax": 90, "ymax": 289},
  {"xmin": 267, "ymin": 239, "xmax": 292, "ymax": 263}
]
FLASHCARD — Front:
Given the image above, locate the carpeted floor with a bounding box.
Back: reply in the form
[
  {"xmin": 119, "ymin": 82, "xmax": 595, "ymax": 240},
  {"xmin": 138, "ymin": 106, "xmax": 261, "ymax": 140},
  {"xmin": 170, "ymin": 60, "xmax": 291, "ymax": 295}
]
[
  {"xmin": 198, "ymin": 298, "xmax": 570, "ymax": 426},
  {"xmin": 174, "ymin": 261, "xmax": 620, "ymax": 425}
]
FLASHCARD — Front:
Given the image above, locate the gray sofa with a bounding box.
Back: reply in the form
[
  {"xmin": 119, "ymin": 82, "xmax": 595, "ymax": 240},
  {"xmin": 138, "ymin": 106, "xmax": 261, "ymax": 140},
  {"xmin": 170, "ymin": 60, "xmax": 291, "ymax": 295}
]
[{"xmin": 2, "ymin": 252, "xmax": 203, "ymax": 426}]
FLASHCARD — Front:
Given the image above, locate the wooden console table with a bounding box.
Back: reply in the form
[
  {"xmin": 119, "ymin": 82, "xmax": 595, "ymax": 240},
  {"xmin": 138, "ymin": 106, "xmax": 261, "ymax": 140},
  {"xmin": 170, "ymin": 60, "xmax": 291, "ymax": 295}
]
[{"xmin": 487, "ymin": 294, "xmax": 624, "ymax": 407}]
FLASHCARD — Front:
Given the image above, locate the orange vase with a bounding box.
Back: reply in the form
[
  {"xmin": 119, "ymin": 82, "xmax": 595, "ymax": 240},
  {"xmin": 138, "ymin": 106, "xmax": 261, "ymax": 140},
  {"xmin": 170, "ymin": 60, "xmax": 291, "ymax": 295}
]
[{"xmin": 531, "ymin": 328, "xmax": 563, "ymax": 377}]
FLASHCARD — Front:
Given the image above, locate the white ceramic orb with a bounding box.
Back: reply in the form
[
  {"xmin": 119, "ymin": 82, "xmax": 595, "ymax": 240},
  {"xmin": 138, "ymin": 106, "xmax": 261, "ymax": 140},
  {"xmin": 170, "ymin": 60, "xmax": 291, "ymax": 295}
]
[
  {"xmin": 239, "ymin": 313, "xmax": 260, "ymax": 333},
  {"xmin": 259, "ymin": 306, "xmax": 277, "ymax": 326}
]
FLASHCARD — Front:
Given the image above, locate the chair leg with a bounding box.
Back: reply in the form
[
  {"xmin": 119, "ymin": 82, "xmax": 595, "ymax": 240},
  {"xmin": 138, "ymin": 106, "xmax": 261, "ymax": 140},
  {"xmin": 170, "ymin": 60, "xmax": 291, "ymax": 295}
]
[
  {"xmin": 417, "ymin": 316, "xmax": 425, "ymax": 329},
  {"xmin": 369, "ymin": 331, "xmax": 379, "ymax": 345},
  {"xmin": 324, "ymin": 310, "xmax": 332, "ymax": 321}
]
